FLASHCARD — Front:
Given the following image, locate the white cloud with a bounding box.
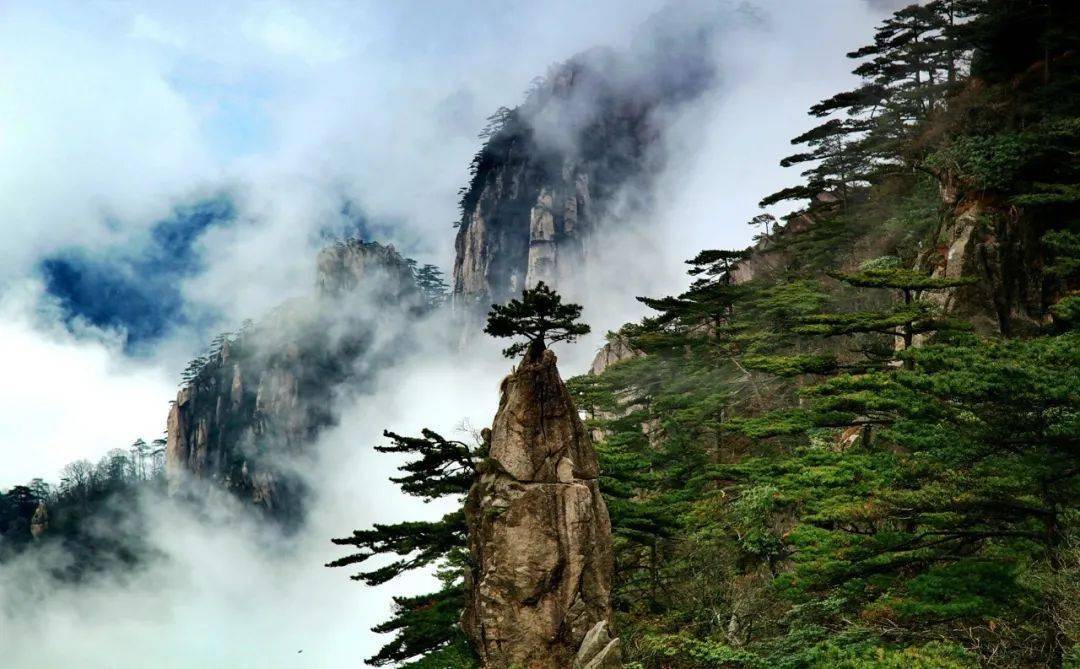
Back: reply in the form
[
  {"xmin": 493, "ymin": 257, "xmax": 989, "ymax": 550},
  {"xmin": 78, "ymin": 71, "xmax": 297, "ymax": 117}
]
[
  {"xmin": 0, "ymin": 306, "xmax": 508, "ymax": 667},
  {"xmin": 0, "ymin": 5, "xmax": 215, "ymax": 278},
  {"xmin": 242, "ymin": 5, "xmax": 352, "ymax": 64},
  {"xmin": 0, "ymin": 0, "xmax": 891, "ymax": 336},
  {"xmin": 0, "ymin": 282, "xmax": 174, "ymax": 487},
  {"xmin": 646, "ymin": 0, "xmax": 883, "ymax": 293}
]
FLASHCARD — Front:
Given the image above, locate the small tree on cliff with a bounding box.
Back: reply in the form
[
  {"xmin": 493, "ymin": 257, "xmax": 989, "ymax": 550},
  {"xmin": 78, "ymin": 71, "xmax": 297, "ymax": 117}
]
[{"xmin": 484, "ymin": 281, "xmax": 590, "ymax": 358}]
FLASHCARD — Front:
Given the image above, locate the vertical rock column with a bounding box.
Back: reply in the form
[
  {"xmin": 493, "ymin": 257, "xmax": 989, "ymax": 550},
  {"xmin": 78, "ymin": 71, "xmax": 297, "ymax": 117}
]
[
  {"xmin": 463, "ymin": 347, "xmax": 621, "ymax": 668},
  {"xmin": 29, "ymin": 501, "xmax": 49, "ymax": 539}
]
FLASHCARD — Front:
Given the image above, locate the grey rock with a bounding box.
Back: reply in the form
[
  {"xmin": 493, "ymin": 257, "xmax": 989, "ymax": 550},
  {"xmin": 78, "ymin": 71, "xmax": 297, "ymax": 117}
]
[
  {"xmin": 29, "ymin": 501, "xmax": 48, "ymax": 539},
  {"xmin": 574, "ymin": 621, "xmax": 622, "ymax": 669},
  {"xmin": 588, "ymin": 335, "xmax": 642, "ymax": 376}
]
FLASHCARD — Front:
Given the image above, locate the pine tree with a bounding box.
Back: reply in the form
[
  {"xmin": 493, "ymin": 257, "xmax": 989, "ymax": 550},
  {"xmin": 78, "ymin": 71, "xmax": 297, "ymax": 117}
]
[
  {"xmin": 762, "ymin": 1, "xmax": 974, "ymax": 210},
  {"xmin": 637, "ymin": 249, "xmax": 748, "ymax": 337},
  {"xmin": 414, "ymin": 264, "xmax": 450, "ymax": 308},
  {"xmin": 748, "ymin": 213, "xmax": 776, "ymax": 241},
  {"xmin": 327, "ymin": 429, "xmax": 483, "ymax": 667},
  {"xmin": 743, "ymin": 257, "xmax": 973, "ymax": 377},
  {"xmin": 734, "ymin": 333, "xmax": 1080, "ymax": 667},
  {"xmin": 484, "ymin": 281, "xmax": 590, "ymax": 358},
  {"xmin": 510, "ymin": 2, "xmax": 1080, "ymax": 665}
]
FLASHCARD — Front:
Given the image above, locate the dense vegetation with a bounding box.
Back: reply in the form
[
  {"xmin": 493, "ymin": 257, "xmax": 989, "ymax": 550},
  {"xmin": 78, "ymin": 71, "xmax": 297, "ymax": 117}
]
[
  {"xmin": 340, "ymin": 1, "xmax": 1080, "ymax": 667},
  {"xmin": 0, "ymin": 442, "xmax": 165, "ymax": 579},
  {"xmin": 574, "ymin": 2, "xmax": 1080, "ymax": 666}
]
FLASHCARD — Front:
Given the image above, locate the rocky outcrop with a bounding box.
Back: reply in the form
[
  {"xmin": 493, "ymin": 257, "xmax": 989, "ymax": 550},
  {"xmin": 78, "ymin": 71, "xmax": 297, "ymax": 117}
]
[
  {"xmin": 316, "ymin": 239, "xmax": 420, "ymax": 302},
  {"xmin": 165, "ymin": 336, "xmax": 314, "ymax": 518},
  {"xmin": 452, "ymin": 52, "xmax": 655, "ymax": 315},
  {"xmin": 29, "ymin": 501, "xmax": 48, "ymax": 539},
  {"xmin": 917, "ymin": 190, "xmax": 1050, "ymax": 337},
  {"xmin": 730, "ymin": 182, "xmax": 1052, "ymax": 339},
  {"xmin": 574, "ymin": 621, "xmax": 622, "ymax": 669},
  {"xmin": 165, "ymin": 239, "xmax": 421, "ymax": 521},
  {"xmin": 729, "ymin": 198, "xmax": 832, "ymax": 285},
  {"xmin": 589, "ymin": 334, "xmax": 643, "ymax": 376},
  {"xmin": 463, "ymin": 347, "xmax": 619, "ymax": 668},
  {"xmin": 453, "ymin": 6, "xmax": 724, "ymax": 317}
]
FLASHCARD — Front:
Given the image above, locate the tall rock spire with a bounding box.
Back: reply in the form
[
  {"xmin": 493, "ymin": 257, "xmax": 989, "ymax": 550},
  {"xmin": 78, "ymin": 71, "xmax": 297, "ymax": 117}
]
[
  {"xmin": 452, "ymin": 4, "xmax": 724, "ymax": 324},
  {"xmin": 463, "ymin": 346, "xmax": 620, "ymax": 668}
]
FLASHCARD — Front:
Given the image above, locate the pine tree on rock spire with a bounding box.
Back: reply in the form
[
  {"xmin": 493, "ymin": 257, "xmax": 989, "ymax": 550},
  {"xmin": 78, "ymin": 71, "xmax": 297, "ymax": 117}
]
[{"xmin": 484, "ymin": 281, "xmax": 591, "ymax": 359}]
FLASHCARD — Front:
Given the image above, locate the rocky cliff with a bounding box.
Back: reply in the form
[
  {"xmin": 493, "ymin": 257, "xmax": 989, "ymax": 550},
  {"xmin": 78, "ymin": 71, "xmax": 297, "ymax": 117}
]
[
  {"xmin": 453, "ymin": 6, "xmax": 723, "ymax": 317},
  {"xmin": 463, "ymin": 347, "xmax": 619, "ymax": 668},
  {"xmin": 452, "ymin": 50, "xmax": 654, "ymax": 312},
  {"xmin": 915, "ymin": 187, "xmax": 1052, "ymax": 337},
  {"xmin": 165, "ymin": 239, "xmax": 421, "ymax": 522},
  {"xmin": 29, "ymin": 501, "xmax": 48, "ymax": 539}
]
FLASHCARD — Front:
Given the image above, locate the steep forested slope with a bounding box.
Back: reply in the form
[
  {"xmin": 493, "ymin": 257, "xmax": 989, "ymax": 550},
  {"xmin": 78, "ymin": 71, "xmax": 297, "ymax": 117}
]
[
  {"xmin": 341, "ymin": 2, "xmax": 1080, "ymax": 667},
  {"xmin": 572, "ymin": 2, "xmax": 1080, "ymax": 666}
]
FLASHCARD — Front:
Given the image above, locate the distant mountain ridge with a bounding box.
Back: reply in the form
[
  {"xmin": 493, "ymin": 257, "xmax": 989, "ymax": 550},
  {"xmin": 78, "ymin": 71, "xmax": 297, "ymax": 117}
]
[{"xmin": 165, "ymin": 239, "xmax": 425, "ymax": 523}]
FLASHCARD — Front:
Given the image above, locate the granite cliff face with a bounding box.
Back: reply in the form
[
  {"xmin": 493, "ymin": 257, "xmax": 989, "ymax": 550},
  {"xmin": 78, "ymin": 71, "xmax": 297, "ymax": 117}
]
[
  {"xmin": 463, "ymin": 347, "xmax": 619, "ymax": 668},
  {"xmin": 726, "ymin": 180, "xmax": 1052, "ymax": 340},
  {"xmin": 588, "ymin": 334, "xmax": 643, "ymax": 376},
  {"xmin": 316, "ymin": 239, "xmax": 420, "ymax": 300},
  {"xmin": 916, "ymin": 187, "xmax": 1051, "ymax": 337},
  {"xmin": 452, "ymin": 51, "xmax": 655, "ymax": 312},
  {"xmin": 165, "ymin": 239, "xmax": 421, "ymax": 521},
  {"xmin": 453, "ymin": 7, "xmax": 723, "ymax": 317}
]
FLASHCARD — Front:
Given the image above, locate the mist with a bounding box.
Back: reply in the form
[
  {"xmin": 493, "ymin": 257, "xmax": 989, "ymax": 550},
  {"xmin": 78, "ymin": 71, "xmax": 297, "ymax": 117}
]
[
  {"xmin": 0, "ymin": 316, "xmax": 506, "ymax": 667},
  {"xmin": 0, "ymin": 0, "xmax": 896, "ymax": 665}
]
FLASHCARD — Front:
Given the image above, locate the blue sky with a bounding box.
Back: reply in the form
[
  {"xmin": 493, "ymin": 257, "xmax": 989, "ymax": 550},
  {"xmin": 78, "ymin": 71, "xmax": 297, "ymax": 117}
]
[{"xmin": 39, "ymin": 198, "xmax": 234, "ymax": 352}]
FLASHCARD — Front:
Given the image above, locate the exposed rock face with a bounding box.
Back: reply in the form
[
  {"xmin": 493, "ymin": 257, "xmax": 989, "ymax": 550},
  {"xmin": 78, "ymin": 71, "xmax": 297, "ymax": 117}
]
[
  {"xmin": 29, "ymin": 501, "xmax": 48, "ymax": 539},
  {"xmin": 729, "ymin": 201, "xmax": 828, "ymax": 285},
  {"xmin": 165, "ymin": 336, "xmax": 314, "ymax": 518},
  {"xmin": 452, "ymin": 51, "xmax": 656, "ymax": 316},
  {"xmin": 917, "ymin": 191, "xmax": 1049, "ymax": 336},
  {"xmin": 316, "ymin": 239, "xmax": 420, "ymax": 302},
  {"xmin": 453, "ymin": 7, "xmax": 724, "ymax": 319},
  {"xmin": 574, "ymin": 621, "xmax": 622, "ymax": 669},
  {"xmin": 165, "ymin": 240, "xmax": 420, "ymax": 521},
  {"xmin": 463, "ymin": 348, "xmax": 619, "ymax": 668},
  {"xmin": 589, "ymin": 334, "xmax": 643, "ymax": 376},
  {"xmin": 729, "ymin": 183, "xmax": 1052, "ymax": 339}
]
